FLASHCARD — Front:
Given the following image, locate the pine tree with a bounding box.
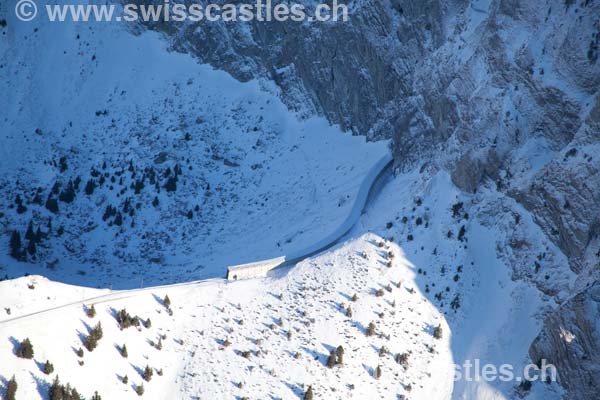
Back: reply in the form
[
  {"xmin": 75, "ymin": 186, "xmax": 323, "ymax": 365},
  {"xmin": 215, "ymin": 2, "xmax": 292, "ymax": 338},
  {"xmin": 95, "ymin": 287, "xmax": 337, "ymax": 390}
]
[
  {"xmin": 303, "ymin": 385, "xmax": 314, "ymax": 400},
  {"xmin": 458, "ymin": 225, "xmax": 466, "ymax": 242},
  {"xmin": 85, "ymin": 180, "xmax": 96, "ymax": 195},
  {"xmin": 326, "ymin": 350, "xmax": 336, "ymax": 368},
  {"xmin": 134, "ymin": 179, "xmax": 144, "ymax": 194},
  {"xmin": 91, "ymin": 391, "xmax": 102, "ymax": 400},
  {"xmin": 5, "ymin": 375, "xmax": 17, "ymax": 400},
  {"xmin": 366, "ymin": 322, "xmax": 376, "ymax": 337},
  {"xmin": 74, "ymin": 176, "xmax": 81, "ymax": 191},
  {"xmin": 48, "ymin": 375, "xmax": 83, "ymax": 400},
  {"xmin": 27, "ymin": 239, "xmax": 36, "ymax": 256},
  {"xmin": 84, "ymin": 334, "xmax": 98, "ymax": 352},
  {"xmin": 135, "ymin": 383, "xmax": 144, "ymax": 396},
  {"xmin": 90, "ymin": 322, "xmax": 103, "ymax": 340},
  {"xmin": 114, "ymin": 212, "xmax": 123, "ymax": 226},
  {"xmin": 117, "ymin": 308, "xmax": 136, "ymax": 329},
  {"xmin": 164, "ymin": 176, "xmax": 177, "ymax": 192},
  {"xmin": 396, "ymin": 352, "xmax": 409, "ymax": 367},
  {"xmin": 25, "ymin": 221, "xmax": 35, "ymax": 241},
  {"xmin": 143, "ymin": 365, "xmax": 153, "ymax": 381},
  {"xmin": 15, "ymin": 195, "xmax": 27, "ymax": 214},
  {"xmin": 86, "ymin": 304, "xmax": 96, "ymax": 318},
  {"xmin": 336, "ymin": 345, "xmax": 344, "ymax": 365},
  {"xmin": 163, "ymin": 295, "xmax": 171, "ymax": 308},
  {"xmin": 45, "ymin": 195, "xmax": 59, "ymax": 214},
  {"xmin": 44, "ymin": 360, "xmax": 55, "ymax": 374},
  {"xmin": 374, "ymin": 365, "xmax": 382, "ymax": 379},
  {"xmin": 9, "ymin": 230, "xmax": 22, "ymax": 260},
  {"xmin": 16, "ymin": 338, "xmax": 34, "ymax": 359},
  {"xmin": 49, "ymin": 376, "xmax": 62, "ymax": 400},
  {"xmin": 433, "ymin": 324, "xmax": 443, "ymax": 339},
  {"xmin": 70, "ymin": 387, "xmax": 81, "ymax": 400},
  {"xmin": 59, "ymin": 156, "xmax": 68, "ymax": 172},
  {"xmin": 120, "ymin": 344, "xmax": 128, "ymax": 358},
  {"xmin": 84, "ymin": 323, "xmax": 102, "ymax": 351},
  {"xmin": 59, "ymin": 180, "xmax": 76, "ymax": 203}
]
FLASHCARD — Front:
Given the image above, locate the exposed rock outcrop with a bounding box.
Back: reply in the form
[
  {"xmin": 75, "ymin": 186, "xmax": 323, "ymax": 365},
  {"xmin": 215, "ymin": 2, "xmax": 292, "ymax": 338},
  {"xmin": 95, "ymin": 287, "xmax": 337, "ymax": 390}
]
[{"xmin": 530, "ymin": 281, "xmax": 600, "ymax": 400}]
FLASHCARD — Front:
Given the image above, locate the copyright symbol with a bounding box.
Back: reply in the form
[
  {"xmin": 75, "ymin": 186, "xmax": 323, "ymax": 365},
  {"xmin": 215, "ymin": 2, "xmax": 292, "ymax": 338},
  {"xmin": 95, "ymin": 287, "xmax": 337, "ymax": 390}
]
[{"xmin": 15, "ymin": 0, "xmax": 38, "ymax": 22}]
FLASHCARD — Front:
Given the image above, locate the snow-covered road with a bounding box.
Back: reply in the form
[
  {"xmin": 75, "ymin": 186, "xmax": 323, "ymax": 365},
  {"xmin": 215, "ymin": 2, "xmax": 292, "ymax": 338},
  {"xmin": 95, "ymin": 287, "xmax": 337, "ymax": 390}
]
[{"xmin": 1, "ymin": 153, "xmax": 393, "ymax": 325}]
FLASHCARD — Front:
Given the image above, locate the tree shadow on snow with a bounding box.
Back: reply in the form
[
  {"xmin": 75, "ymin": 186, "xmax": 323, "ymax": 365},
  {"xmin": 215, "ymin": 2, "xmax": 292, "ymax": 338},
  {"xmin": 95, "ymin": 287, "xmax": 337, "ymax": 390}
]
[
  {"xmin": 282, "ymin": 381, "xmax": 304, "ymax": 399},
  {"xmin": 152, "ymin": 293, "xmax": 166, "ymax": 307},
  {"xmin": 31, "ymin": 372, "xmax": 51, "ymax": 399},
  {"xmin": 300, "ymin": 346, "xmax": 327, "ymax": 366},
  {"xmin": 0, "ymin": 374, "xmax": 7, "ymax": 394},
  {"xmin": 8, "ymin": 336, "xmax": 21, "ymax": 355}
]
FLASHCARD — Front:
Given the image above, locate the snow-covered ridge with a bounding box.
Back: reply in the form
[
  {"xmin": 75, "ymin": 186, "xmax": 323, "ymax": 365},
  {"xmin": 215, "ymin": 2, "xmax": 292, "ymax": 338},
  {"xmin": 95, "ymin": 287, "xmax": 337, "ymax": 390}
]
[{"xmin": 0, "ymin": 167, "xmax": 565, "ymax": 399}]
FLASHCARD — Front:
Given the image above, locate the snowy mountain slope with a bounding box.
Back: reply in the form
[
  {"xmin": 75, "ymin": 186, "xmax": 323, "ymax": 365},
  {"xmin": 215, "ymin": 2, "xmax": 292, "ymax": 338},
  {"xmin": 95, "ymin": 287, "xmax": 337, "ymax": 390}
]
[
  {"xmin": 0, "ymin": 19, "xmax": 388, "ymax": 288},
  {"xmin": 1, "ymin": 0, "xmax": 599, "ymax": 398},
  {"xmin": 0, "ymin": 167, "xmax": 570, "ymax": 399}
]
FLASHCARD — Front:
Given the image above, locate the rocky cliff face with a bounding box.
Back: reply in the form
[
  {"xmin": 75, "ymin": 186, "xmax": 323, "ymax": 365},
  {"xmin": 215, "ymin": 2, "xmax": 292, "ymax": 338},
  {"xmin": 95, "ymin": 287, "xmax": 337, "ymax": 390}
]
[
  {"xmin": 147, "ymin": 0, "xmax": 600, "ymax": 397},
  {"xmin": 148, "ymin": 0, "xmax": 455, "ymax": 135},
  {"xmin": 530, "ymin": 281, "xmax": 600, "ymax": 400}
]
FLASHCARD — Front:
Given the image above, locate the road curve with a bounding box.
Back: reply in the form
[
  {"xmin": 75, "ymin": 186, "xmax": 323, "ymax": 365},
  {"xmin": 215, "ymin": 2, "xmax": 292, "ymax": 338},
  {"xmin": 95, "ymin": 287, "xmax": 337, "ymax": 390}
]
[
  {"xmin": 1, "ymin": 152, "xmax": 394, "ymax": 324},
  {"xmin": 227, "ymin": 152, "xmax": 394, "ymax": 279}
]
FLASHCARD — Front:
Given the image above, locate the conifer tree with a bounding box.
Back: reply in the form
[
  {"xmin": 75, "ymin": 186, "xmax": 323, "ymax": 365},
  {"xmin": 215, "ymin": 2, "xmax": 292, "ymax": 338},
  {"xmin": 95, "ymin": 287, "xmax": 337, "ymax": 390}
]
[
  {"xmin": 45, "ymin": 194, "xmax": 59, "ymax": 213},
  {"xmin": 120, "ymin": 344, "xmax": 128, "ymax": 358},
  {"xmin": 326, "ymin": 350, "xmax": 336, "ymax": 368},
  {"xmin": 5, "ymin": 375, "xmax": 17, "ymax": 400},
  {"xmin": 375, "ymin": 365, "xmax": 382, "ymax": 379},
  {"xmin": 336, "ymin": 345, "xmax": 344, "ymax": 365},
  {"xmin": 143, "ymin": 365, "xmax": 153, "ymax": 382},
  {"xmin": 44, "ymin": 360, "xmax": 55, "ymax": 374},
  {"xmin": 9, "ymin": 230, "xmax": 22, "ymax": 260},
  {"xmin": 135, "ymin": 383, "xmax": 144, "ymax": 396},
  {"xmin": 16, "ymin": 338, "xmax": 34, "ymax": 359},
  {"xmin": 27, "ymin": 239, "xmax": 36, "ymax": 256},
  {"xmin": 85, "ymin": 180, "xmax": 96, "ymax": 195},
  {"xmin": 303, "ymin": 385, "xmax": 314, "ymax": 400},
  {"xmin": 366, "ymin": 322, "xmax": 376, "ymax": 337},
  {"xmin": 86, "ymin": 304, "xmax": 96, "ymax": 318},
  {"xmin": 433, "ymin": 324, "xmax": 443, "ymax": 339},
  {"xmin": 25, "ymin": 221, "xmax": 35, "ymax": 241}
]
